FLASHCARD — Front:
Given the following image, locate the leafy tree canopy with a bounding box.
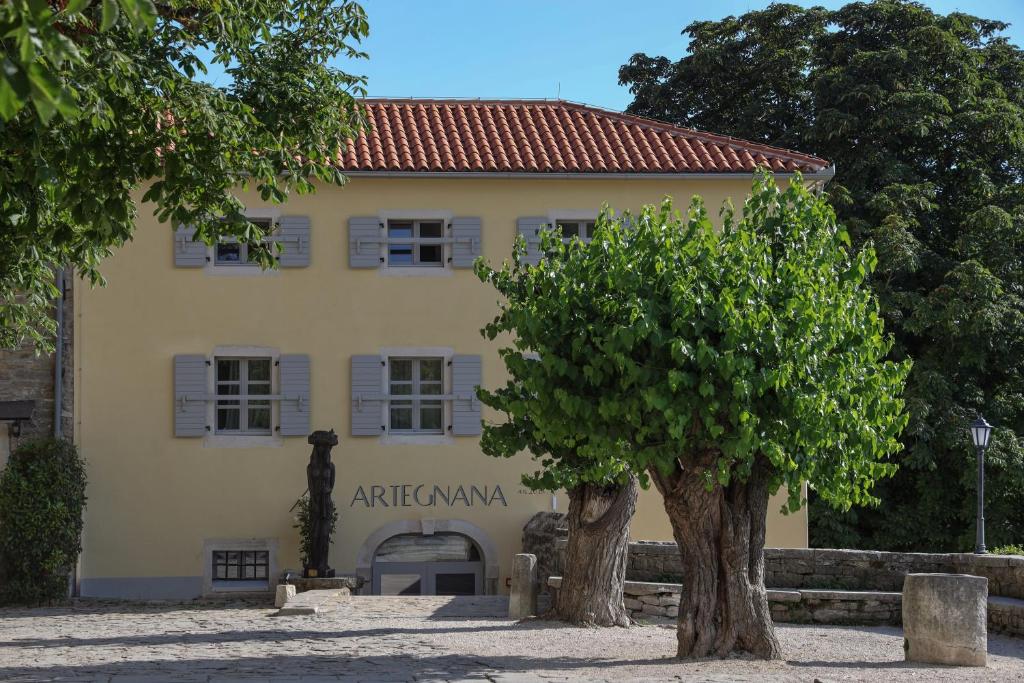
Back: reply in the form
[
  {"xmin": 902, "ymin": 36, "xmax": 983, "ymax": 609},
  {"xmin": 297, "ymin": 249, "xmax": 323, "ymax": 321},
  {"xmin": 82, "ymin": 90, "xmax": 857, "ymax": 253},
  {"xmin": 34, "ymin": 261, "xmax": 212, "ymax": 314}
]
[
  {"xmin": 477, "ymin": 173, "xmax": 909, "ymax": 513},
  {"xmin": 1, "ymin": 0, "xmax": 369, "ymax": 351},
  {"xmin": 620, "ymin": 0, "xmax": 1024, "ymax": 551}
]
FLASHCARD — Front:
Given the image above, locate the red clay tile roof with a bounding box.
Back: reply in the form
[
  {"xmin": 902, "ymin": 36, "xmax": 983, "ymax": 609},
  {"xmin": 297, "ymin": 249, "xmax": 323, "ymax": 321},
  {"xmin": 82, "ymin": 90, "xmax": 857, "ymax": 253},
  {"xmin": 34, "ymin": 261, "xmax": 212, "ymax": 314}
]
[{"xmin": 340, "ymin": 99, "xmax": 830, "ymax": 175}]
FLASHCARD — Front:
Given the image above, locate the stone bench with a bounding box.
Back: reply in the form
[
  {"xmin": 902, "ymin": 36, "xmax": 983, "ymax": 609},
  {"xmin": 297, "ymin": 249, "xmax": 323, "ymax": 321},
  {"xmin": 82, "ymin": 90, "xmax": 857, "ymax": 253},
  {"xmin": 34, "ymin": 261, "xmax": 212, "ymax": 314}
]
[{"xmin": 285, "ymin": 575, "xmax": 363, "ymax": 594}]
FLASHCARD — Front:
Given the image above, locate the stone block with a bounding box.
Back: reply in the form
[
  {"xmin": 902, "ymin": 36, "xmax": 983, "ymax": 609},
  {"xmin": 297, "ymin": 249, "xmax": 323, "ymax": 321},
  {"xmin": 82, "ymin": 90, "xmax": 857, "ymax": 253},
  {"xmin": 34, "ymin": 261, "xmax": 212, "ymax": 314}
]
[
  {"xmin": 639, "ymin": 594, "xmax": 662, "ymax": 606},
  {"xmin": 275, "ymin": 584, "xmax": 296, "ymax": 608},
  {"xmin": 658, "ymin": 594, "xmax": 680, "ymax": 607},
  {"xmin": 641, "ymin": 603, "xmax": 665, "ymax": 616},
  {"xmin": 767, "ymin": 589, "xmax": 802, "ymax": 603},
  {"xmin": 903, "ymin": 573, "xmax": 987, "ymax": 667},
  {"xmin": 508, "ymin": 553, "xmax": 538, "ymax": 620},
  {"xmin": 624, "ymin": 598, "xmax": 642, "ymax": 610},
  {"xmin": 666, "ymin": 605, "xmax": 679, "ymax": 618}
]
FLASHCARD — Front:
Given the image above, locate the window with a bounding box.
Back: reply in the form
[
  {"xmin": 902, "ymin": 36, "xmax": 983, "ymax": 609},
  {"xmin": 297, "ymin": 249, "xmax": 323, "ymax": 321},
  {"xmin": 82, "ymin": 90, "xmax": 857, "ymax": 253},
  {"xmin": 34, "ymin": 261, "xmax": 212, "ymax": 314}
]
[
  {"xmin": 388, "ymin": 357, "xmax": 444, "ymax": 433},
  {"xmin": 212, "ymin": 550, "xmax": 269, "ymax": 581},
  {"xmin": 387, "ymin": 219, "xmax": 444, "ymax": 267},
  {"xmin": 557, "ymin": 220, "xmax": 595, "ymax": 243},
  {"xmin": 215, "ymin": 357, "xmax": 272, "ymax": 434},
  {"xmin": 215, "ymin": 218, "xmax": 274, "ymax": 265}
]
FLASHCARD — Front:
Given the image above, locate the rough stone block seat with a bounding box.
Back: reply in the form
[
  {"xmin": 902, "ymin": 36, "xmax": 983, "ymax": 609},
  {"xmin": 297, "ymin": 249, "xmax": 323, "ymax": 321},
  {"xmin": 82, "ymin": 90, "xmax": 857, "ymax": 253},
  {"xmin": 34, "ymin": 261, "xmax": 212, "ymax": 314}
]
[
  {"xmin": 286, "ymin": 575, "xmax": 363, "ymax": 594},
  {"xmin": 903, "ymin": 573, "xmax": 988, "ymax": 667}
]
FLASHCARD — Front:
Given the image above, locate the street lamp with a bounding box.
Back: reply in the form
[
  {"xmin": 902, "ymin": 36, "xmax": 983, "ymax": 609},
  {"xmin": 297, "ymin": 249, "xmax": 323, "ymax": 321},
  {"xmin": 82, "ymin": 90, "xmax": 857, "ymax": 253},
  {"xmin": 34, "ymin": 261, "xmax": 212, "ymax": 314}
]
[{"xmin": 969, "ymin": 415, "xmax": 994, "ymax": 554}]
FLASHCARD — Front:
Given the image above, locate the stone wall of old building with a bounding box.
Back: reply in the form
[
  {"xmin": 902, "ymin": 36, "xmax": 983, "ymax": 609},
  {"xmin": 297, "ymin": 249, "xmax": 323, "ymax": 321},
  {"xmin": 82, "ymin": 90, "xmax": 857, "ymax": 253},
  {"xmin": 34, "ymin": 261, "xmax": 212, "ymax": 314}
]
[{"xmin": 0, "ymin": 274, "xmax": 73, "ymax": 451}]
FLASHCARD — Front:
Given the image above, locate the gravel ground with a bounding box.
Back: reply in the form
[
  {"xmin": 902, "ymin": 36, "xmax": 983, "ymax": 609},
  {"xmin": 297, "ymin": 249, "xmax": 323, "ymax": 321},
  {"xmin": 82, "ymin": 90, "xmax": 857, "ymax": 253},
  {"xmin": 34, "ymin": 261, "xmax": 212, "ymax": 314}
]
[{"xmin": 0, "ymin": 597, "xmax": 1022, "ymax": 682}]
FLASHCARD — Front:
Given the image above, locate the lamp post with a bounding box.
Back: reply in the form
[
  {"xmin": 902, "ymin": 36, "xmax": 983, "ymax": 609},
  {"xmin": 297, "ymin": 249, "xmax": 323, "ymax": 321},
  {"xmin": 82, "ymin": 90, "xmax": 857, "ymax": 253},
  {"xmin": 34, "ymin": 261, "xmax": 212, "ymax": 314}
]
[{"xmin": 969, "ymin": 416, "xmax": 993, "ymax": 555}]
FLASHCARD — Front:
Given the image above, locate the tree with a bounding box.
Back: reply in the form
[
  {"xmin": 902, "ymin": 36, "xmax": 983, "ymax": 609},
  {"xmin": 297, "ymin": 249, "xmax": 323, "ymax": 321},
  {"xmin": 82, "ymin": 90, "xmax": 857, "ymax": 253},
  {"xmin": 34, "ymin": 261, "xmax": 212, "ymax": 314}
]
[
  {"xmin": 1, "ymin": 0, "xmax": 369, "ymax": 351},
  {"xmin": 479, "ymin": 173, "xmax": 908, "ymax": 658},
  {"xmin": 476, "ymin": 230, "xmax": 639, "ymax": 627},
  {"xmin": 619, "ymin": 0, "xmax": 1024, "ymax": 553}
]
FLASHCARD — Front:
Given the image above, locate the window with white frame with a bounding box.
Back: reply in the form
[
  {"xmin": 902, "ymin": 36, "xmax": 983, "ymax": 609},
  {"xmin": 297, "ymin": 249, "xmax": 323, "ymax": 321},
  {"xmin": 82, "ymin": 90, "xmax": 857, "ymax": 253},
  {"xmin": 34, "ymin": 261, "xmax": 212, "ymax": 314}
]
[
  {"xmin": 557, "ymin": 219, "xmax": 596, "ymax": 243},
  {"xmin": 388, "ymin": 357, "xmax": 444, "ymax": 433},
  {"xmin": 215, "ymin": 217, "xmax": 275, "ymax": 265},
  {"xmin": 387, "ymin": 219, "xmax": 445, "ymax": 267},
  {"xmin": 215, "ymin": 357, "xmax": 272, "ymax": 434},
  {"xmin": 212, "ymin": 549, "xmax": 269, "ymax": 582}
]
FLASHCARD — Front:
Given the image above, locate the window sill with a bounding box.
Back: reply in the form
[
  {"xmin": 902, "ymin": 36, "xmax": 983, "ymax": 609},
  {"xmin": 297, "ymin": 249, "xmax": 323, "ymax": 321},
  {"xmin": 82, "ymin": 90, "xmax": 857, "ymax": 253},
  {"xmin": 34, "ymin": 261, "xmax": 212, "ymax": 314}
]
[
  {"xmin": 203, "ymin": 434, "xmax": 283, "ymax": 449},
  {"xmin": 211, "ymin": 580, "xmax": 270, "ymax": 592},
  {"xmin": 378, "ymin": 266, "xmax": 454, "ymax": 278},
  {"xmin": 380, "ymin": 434, "xmax": 454, "ymax": 446},
  {"xmin": 203, "ymin": 264, "xmax": 281, "ymax": 277}
]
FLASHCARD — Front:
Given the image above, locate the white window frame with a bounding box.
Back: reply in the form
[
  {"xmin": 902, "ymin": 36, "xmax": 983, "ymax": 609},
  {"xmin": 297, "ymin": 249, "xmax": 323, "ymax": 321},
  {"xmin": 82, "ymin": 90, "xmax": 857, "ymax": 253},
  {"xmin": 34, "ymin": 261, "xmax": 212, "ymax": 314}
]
[
  {"xmin": 377, "ymin": 211, "xmax": 455, "ymax": 278},
  {"xmin": 379, "ymin": 346, "xmax": 454, "ymax": 445},
  {"xmin": 387, "ymin": 357, "xmax": 446, "ymax": 435},
  {"xmin": 204, "ymin": 345, "xmax": 282, "ymax": 448},
  {"xmin": 202, "ymin": 538, "xmax": 278, "ymax": 596},
  {"xmin": 214, "ymin": 357, "xmax": 274, "ymax": 436},
  {"xmin": 386, "ymin": 219, "xmax": 446, "ymax": 268},
  {"xmin": 548, "ymin": 210, "xmax": 598, "ymax": 245},
  {"xmin": 205, "ymin": 208, "xmax": 282, "ymax": 276}
]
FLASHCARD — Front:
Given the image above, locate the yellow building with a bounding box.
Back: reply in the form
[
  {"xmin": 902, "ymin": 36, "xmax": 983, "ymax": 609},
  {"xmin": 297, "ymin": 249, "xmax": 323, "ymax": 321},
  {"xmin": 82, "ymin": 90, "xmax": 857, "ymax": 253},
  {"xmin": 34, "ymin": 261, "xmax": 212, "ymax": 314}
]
[{"xmin": 73, "ymin": 99, "xmax": 830, "ymax": 599}]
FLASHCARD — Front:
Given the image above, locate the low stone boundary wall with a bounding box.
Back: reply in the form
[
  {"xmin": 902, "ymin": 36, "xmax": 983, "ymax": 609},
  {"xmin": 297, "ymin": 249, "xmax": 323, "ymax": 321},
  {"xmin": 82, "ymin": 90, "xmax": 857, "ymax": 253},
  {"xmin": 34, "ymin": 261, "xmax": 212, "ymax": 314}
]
[
  {"xmin": 611, "ymin": 542, "xmax": 1024, "ymax": 599},
  {"xmin": 547, "ymin": 575, "xmax": 1024, "ymax": 634},
  {"xmin": 989, "ymin": 596, "xmax": 1024, "ymax": 636},
  {"xmin": 546, "ymin": 577, "xmax": 901, "ymax": 625}
]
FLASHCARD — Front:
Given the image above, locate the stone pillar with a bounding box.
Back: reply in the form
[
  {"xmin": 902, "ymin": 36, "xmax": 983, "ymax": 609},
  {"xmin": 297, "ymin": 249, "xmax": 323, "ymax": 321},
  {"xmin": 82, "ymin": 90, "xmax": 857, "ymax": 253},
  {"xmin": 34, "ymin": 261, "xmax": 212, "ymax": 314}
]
[
  {"xmin": 903, "ymin": 573, "xmax": 988, "ymax": 666},
  {"xmin": 275, "ymin": 584, "xmax": 296, "ymax": 608},
  {"xmin": 509, "ymin": 553, "xmax": 538, "ymax": 620}
]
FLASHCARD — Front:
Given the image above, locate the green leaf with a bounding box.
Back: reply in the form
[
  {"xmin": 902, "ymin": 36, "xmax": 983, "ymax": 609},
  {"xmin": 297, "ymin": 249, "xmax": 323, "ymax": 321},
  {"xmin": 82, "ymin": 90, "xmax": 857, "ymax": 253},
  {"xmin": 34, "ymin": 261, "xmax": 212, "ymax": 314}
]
[{"xmin": 101, "ymin": 0, "xmax": 119, "ymax": 31}]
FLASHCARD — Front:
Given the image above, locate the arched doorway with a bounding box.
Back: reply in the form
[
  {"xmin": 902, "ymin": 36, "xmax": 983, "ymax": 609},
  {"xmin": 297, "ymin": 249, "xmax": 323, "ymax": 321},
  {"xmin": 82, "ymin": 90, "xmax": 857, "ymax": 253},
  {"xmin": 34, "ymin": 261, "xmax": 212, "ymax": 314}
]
[
  {"xmin": 355, "ymin": 519, "xmax": 500, "ymax": 595},
  {"xmin": 372, "ymin": 532, "xmax": 482, "ymax": 595}
]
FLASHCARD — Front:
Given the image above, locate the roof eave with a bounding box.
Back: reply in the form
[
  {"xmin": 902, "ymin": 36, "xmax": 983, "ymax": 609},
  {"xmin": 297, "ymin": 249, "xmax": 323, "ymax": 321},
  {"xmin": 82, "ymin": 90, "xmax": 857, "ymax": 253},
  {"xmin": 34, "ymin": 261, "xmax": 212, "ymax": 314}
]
[{"xmin": 341, "ymin": 167, "xmax": 836, "ymax": 182}]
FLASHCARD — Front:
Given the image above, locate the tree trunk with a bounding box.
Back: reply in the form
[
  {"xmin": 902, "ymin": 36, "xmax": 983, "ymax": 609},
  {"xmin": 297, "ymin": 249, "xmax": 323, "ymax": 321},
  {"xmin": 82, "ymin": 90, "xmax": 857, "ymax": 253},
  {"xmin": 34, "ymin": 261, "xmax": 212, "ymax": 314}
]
[
  {"xmin": 650, "ymin": 457, "xmax": 782, "ymax": 659},
  {"xmin": 553, "ymin": 475, "xmax": 639, "ymax": 626}
]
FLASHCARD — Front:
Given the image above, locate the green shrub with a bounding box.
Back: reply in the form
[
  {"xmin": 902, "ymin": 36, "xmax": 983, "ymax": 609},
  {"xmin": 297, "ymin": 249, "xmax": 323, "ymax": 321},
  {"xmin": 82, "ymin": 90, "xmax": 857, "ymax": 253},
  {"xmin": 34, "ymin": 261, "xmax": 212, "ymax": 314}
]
[
  {"xmin": 291, "ymin": 492, "xmax": 338, "ymax": 570},
  {"xmin": 0, "ymin": 438, "xmax": 87, "ymax": 605},
  {"xmin": 992, "ymin": 544, "xmax": 1024, "ymax": 556}
]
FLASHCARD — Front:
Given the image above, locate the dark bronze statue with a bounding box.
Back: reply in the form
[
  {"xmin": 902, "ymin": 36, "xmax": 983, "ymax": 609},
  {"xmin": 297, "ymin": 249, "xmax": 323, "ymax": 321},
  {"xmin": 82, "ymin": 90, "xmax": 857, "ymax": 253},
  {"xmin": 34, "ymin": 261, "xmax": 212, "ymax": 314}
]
[{"xmin": 304, "ymin": 429, "xmax": 338, "ymax": 578}]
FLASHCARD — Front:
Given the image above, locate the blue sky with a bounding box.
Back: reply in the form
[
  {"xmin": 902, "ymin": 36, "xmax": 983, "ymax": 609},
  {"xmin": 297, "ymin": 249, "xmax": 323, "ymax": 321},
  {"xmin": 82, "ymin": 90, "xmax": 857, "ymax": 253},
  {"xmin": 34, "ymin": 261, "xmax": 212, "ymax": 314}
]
[{"xmin": 339, "ymin": 0, "xmax": 1024, "ymax": 112}]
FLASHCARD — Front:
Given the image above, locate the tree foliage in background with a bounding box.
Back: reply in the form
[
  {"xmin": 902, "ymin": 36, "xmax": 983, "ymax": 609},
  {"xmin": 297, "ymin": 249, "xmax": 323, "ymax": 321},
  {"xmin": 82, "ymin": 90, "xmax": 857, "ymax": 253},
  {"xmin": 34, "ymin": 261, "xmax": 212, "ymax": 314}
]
[
  {"xmin": 479, "ymin": 174, "xmax": 908, "ymax": 658},
  {"xmin": 1, "ymin": 0, "xmax": 369, "ymax": 351},
  {"xmin": 477, "ymin": 228, "xmax": 639, "ymax": 627},
  {"xmin": 620, "ymin": 0, "xmax": 1024, "ymax": 552},
  {"xmin": 0, "ymin": 438, "xmax": 87, "ymax": 605}
]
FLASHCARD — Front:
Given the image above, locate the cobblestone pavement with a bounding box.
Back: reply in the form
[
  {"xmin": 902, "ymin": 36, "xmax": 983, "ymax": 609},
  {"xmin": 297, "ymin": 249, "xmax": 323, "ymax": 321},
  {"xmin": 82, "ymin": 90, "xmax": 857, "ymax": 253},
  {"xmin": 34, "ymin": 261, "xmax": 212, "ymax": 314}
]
[{"xmin": 2, "ymin": 596, "xmax": 1024, "ymax": 682}]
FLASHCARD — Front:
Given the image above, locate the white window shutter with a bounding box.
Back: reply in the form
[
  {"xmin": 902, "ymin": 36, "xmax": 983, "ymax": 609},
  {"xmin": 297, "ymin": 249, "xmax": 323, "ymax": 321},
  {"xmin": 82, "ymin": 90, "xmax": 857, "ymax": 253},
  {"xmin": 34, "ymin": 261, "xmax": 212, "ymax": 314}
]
[
  {"xmin": 278, "ymin": 354, "xmax": 310, "ymax": 436},
  {"xmin": 351, "ymin": 355, "xmax": 384, "ymax": 436},
  {"xmin": 450, "ymin": 217, "xmax": 482, "ymax": 268},
  {"xmin": 174, "ymin": 225, "xmax": 207, "ymax": 267},
  {"xmin": 276, "ymin": 216, "xmax": 311, "ymax": 268},
  {"xmin": 349, "ymin": 217, "xmax": 384, "ymax": 268},
  {"xmin": 515, "ymin": 217, "xmax": 546, "ymax": 266},
  {"xmin": 450, "ymin": 354, "xmax": 482, "ymax": 436},
  {"xmin": 174, "ymin": 355, "xmax": 208, "ymax": 436}
]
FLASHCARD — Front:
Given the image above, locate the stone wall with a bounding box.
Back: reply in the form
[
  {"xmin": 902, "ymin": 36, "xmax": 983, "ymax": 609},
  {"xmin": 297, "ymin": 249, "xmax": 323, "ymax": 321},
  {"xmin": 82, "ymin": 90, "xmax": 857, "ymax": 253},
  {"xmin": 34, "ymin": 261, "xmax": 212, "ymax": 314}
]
[
  {"xmin": 763, "ymin": 548, "xmax": 1024, "ymax": 600},
  {"xmin": 522, "ymin": 512, "xmax": 566, "ymax": 595},
  {"xmin": 555, "ymin": 540, "xmax": 1024, "ymax": 601},
  {"xmin": 546, "ymin": 577, "xmax": 902, "ymax": 625},
  {"xmin": 0, "ymin": 275, "xmax": 74, "ymax": 446},
  {"xmin": 546, "ymin": 538, "xmax": 1024, "ymax": 634}
]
